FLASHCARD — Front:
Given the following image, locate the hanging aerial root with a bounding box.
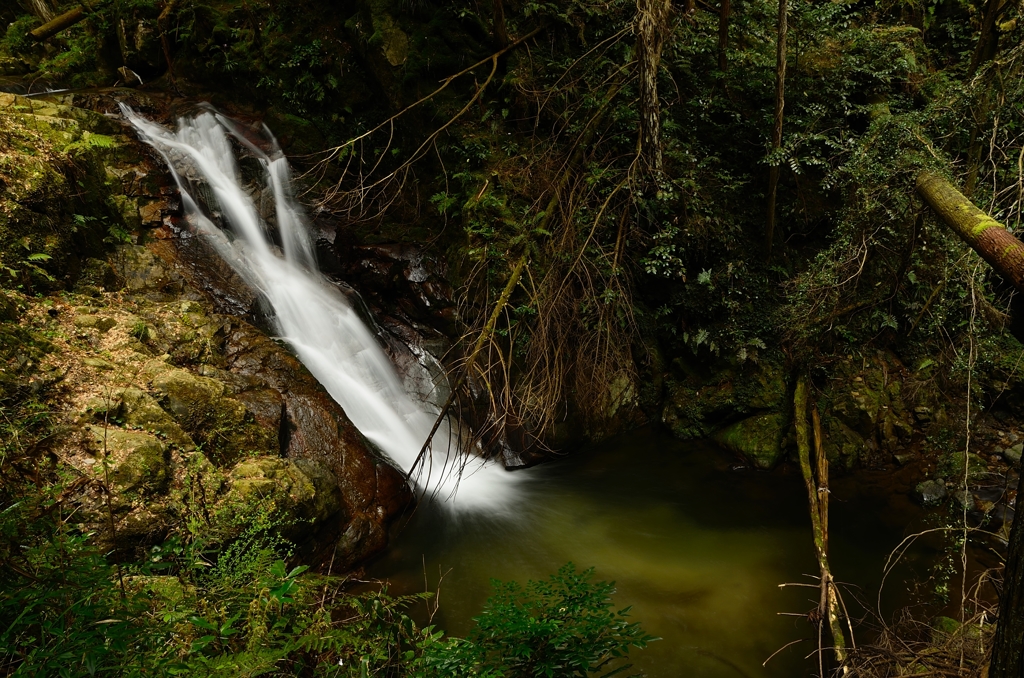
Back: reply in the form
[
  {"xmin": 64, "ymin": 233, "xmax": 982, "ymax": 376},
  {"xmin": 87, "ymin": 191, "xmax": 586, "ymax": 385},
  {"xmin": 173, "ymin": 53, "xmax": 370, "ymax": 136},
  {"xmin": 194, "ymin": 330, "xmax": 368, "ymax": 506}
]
[{"xmin": 405, "ymin": 256, "xmax": 528, "ymax": 481}]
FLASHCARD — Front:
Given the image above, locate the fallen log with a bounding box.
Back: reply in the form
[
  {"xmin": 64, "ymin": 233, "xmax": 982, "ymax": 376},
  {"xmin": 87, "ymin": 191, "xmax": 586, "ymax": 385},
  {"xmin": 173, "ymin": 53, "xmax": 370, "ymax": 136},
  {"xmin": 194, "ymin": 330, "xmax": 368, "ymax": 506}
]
[
  {"xmin": 30, "ymin": 5, "xmax": 86, "ymax": 42},
  {"xmin": 794, "ymin": 376, "xmax": 848, "ymax": 672},
  {"xmin": 916, "ymin": 171, "xmax": 1024, "ymax": 288}
]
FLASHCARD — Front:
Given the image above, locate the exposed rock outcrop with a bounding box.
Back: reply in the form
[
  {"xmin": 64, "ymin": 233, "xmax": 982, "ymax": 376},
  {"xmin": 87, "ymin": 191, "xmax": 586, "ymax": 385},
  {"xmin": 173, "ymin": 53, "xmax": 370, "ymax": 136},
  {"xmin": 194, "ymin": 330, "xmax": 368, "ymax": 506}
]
[{"xmin": 0, "ymin": 91, "xmax": 411, "ymax": 569}]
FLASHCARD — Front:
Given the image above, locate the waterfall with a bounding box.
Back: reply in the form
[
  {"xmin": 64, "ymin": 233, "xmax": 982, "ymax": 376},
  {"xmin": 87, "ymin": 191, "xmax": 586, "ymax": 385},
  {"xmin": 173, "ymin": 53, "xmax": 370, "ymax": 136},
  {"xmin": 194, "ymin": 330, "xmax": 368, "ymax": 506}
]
[{"xmin": 124, "ymin": 107, "xmax": 521, "ymax": 512}]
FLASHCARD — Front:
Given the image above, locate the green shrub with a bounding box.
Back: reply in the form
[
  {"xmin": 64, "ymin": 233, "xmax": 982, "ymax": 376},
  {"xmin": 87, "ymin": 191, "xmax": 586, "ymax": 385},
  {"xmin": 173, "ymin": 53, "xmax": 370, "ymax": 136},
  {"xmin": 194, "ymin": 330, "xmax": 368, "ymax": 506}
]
[{"xmin": 421, "ymin": 563, "xmax": 657, "ymax": 678}]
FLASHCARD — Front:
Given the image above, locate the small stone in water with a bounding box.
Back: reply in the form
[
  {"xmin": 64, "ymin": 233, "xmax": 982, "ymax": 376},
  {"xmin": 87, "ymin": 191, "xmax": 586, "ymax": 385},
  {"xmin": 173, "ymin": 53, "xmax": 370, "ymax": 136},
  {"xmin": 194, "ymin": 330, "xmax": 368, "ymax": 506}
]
[{"xmin": 915, "ymin": 479, "xmax": 948, "ymax": 506}]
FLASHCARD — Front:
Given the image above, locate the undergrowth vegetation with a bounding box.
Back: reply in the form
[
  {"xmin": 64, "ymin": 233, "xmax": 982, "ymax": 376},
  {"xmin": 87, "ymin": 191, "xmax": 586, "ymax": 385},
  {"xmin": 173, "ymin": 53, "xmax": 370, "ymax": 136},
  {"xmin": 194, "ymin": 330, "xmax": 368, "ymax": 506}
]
[{"xmin": 0, "ymin": 472, "xmax": 653, "ymax": 677}]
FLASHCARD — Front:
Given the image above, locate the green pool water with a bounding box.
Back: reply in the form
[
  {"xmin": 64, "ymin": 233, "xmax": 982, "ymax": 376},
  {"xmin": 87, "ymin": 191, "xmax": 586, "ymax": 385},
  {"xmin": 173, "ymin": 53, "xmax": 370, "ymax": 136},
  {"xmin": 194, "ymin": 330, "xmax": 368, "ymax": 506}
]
[{"xmin": 367, "ymin": 426, "xmax": 940, "ymax": 677}]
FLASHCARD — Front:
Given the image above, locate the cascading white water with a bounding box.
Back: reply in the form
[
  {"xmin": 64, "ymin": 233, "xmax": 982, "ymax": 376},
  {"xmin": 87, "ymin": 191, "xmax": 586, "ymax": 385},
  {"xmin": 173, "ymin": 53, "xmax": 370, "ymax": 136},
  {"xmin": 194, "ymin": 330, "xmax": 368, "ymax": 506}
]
[{"xmin": 124, "ymin": 107, "xmax": 522, "ymax": 512}]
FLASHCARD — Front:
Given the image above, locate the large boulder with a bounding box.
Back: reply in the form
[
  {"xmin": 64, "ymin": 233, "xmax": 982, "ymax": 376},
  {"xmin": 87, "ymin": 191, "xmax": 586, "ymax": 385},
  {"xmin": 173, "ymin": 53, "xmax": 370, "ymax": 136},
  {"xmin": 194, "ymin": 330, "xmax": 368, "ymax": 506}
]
[
  {"xmin": 81, "ymin": 387, "xmax": 194, "ymax": 448},
  {"xmin": 662, "ymin": 357, "xmax": 787, "ymax": 440},
  {"xmin": 213, "ymin": 456, "xmax": 344, "ymax": 543},
  {"xmin": 820, "ymin": 351, "xmax": 914, "ymax": 465},
  {"xmin": 713, "ymin": 412, "xmax": 788, "ymax": 470},
  {"xmin": 223, "ymin": 321, "xmax": 413, "ymax": 567}
]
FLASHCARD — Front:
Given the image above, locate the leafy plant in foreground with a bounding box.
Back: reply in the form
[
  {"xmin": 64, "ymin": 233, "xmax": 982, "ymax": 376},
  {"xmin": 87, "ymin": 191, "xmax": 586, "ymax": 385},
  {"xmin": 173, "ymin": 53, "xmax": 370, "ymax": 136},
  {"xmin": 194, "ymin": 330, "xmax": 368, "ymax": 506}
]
[{"xmin": 421, "ymin": 563, "xmax": 657, "ymax": 677}]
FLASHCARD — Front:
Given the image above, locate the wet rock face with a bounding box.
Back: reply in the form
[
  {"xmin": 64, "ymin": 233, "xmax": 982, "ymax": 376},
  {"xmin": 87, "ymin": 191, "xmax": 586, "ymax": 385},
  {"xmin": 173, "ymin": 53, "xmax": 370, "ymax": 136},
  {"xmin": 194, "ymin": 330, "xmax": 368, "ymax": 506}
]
[
  {"xmin": 0, "ymin": 91, "xmax": 412, "ymax": 571},
  {"xmin": 222, "ymin": 319, "xmax": 413, "ymax": 568},
  {"xmin": 66, "ymin": 287, "xmax": 411, "ymax": 565},
  {"xmin": 662, "ymin": 358, "xmax": 787, "ymax": 441},
  {"xmin": 819, "ymin": 352, "xmax": 915, "ymax": 468},
  {"xmin": 318, "ymin": 237, "xmax": 457, "ymax": 336}
]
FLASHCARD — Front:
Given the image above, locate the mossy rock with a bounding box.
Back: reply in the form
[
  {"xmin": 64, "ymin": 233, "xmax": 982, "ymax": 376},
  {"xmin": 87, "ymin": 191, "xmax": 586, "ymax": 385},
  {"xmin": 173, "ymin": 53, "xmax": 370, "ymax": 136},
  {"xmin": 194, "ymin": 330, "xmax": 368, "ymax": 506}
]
[
  {"xmin": 821, "ymin": 414, "xmax": 867, "ymax": 469},
  {"xmin": 130, "ymin": 575, "xmax": 193, "ymax": 606},
  {"xmin": 75, "ymin": 257, "xmax": 120, "ymax": 294},
  {"xmin": 931, "ymin": 616, "xmax": 961, "ymax": 640},
  {"xmin": 114, "ymin": 505, "xmax": 173, "ymax": 550},
  {"xmin": 929, "ymin": 615, "xmax": 986, "ymax": 644},
  {"xmin": 826, "ymin": 352, "xmax": 913, "ymax": 456},
  {"xmin": 662, "ymin": 358, "xmax": 788, "ymax": 440},
  {"xmin": 149, "ymin": 365, "xmax": 276, "ymax": 464},
  {"xmin": 81, "ymin": 387, "xmax": 194, "ymax": 448},
  {"xmin": 0, "ymin": 291, "xmax": 20, "ymax": 323},
  {"xmin": 713, "ymin": 412, "xmax": 788, "ymax": 469},
  {"xmin": 0, "ymin": 321, "xmax": 55, "ymax": 399},
  {"xmin": 213, "ymin": 456, "xmax": 344, "ymax": 542},
  {"xmin": 74, "ymin": 315, "xmax": 117, "ymax": 333},
  {"xmin": 0, "ymin": 94, "xmax": 131, "ymax": 290},
  {"xmin": 152, "ymin": 367, "xmax": 231, "ymax": 419},
  {"xmin": 87, "ymin": 427, "xmax": 170, "ymax": 495},
  {"xmin": 745, "ymin": 362, "xmax": 787, "ymax": 409},
  {"xmin": 110, "ymin": 245, "xmax": 183, "ymax": 297},
  {"xmin": 662, "ymin": 380, "xmax": 736, "ymax": 439}
]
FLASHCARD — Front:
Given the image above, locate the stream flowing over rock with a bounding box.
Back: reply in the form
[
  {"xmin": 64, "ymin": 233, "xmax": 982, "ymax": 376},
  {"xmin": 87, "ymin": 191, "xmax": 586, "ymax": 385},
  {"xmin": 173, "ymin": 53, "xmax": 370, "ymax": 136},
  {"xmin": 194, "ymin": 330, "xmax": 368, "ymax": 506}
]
[
  {"xmin": 123, "ymin": 107, "xmax": 523, "ymax": 514},
  {"xmin": 0, "ymin": 91, "xmax": 416, "ymax": 567}
]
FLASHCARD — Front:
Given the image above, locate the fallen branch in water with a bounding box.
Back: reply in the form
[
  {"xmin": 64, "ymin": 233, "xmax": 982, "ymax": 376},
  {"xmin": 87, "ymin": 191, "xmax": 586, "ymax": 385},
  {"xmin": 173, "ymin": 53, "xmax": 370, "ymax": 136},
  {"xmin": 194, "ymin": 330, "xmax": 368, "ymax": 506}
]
[{"xmin": 794, "ymin": 375, "xmax": 849, "ymax": 674}]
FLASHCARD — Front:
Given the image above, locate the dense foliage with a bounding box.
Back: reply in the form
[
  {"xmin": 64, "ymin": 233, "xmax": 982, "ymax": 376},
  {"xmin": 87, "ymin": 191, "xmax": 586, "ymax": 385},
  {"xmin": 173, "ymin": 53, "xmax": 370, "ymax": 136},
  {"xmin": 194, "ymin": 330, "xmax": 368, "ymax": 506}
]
[
  {"xmin": 0, "ymin": 474, "xmax": 653, "ymax": 678},
  {"xmin": 3, "ymin": 0, "xmax": 1024, "ymax": 674},
  {"xmin": 6, "ymin": 0, "xmax": 1024, "ymax": 402}
]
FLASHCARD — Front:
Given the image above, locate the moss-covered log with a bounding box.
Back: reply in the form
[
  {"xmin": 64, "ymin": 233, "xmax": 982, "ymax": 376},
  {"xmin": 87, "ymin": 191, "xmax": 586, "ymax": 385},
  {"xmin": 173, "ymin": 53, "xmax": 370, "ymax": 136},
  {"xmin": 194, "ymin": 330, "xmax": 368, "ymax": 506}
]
[
  {"xmin": 29, "ymin": 5, "xmax": 87, "ymax": 41},
  {"xmin": 916, "ymin": 172, "xmax": 1024, "ymax": 289},
  {"xmin": 795, "ymin": 376, "xmax": 847, "ymax": 668}
]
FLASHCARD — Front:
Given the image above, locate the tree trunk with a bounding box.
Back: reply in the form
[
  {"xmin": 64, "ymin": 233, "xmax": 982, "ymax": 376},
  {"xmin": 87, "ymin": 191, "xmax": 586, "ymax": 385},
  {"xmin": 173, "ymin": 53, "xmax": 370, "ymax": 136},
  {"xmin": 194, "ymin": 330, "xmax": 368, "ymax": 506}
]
[
  {"xmin": 19, "ymin": 0, "xmax": 55, "ymax": 21},
  {"xmin": 963, "ymin": 89, "xmax": 992, "ymax": 198},
  {"xmin": 718, "ymin": 0, "xmax": 730, "ymax": 76},
  {"xmin": 990, "ymin": 469, "xmax": 1024, "ymax": 678},
  {"xmin": 965, "ymin": 0, "xmax": 1005, "ymax": 195},
  {"xmin": 917, "ymin": 172, "xmax": 1024, "ymax": 677},
  {"xmin": 916, "ymin": 172, "xmax": 1024, "ymax": 289},
  {"xmin": 765, "ymin": 0, "xmax": 787, "ymax": 258},
  {"xmin": 969, "ymin": 0, "xmax": 1005, "ymax": 76},
  {"xmin": 636, "ymin": 0, "xmax": 672, "ymax": 181},
  {"xmin": 493, "ymin": 0, "xmax": 510, "ymax": 49}
]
